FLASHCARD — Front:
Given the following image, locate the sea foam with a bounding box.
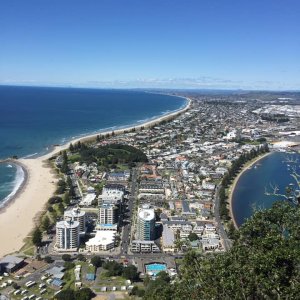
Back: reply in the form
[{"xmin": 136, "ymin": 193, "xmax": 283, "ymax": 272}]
[{"xmin": 0, "ymin": 164, "xmax": 25, "ymax": 208}]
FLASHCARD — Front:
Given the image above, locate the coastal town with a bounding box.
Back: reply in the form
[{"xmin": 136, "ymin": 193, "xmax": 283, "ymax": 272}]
[{"xmin": 1, "ymin": 92, "xmax": 300, "ymax": 300}]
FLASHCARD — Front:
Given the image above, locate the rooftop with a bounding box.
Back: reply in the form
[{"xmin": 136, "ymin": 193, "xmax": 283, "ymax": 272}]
[
  {"xmin": 138, "ymin": 208, "xmax": 155, "ymax": 221},
  {"xmin": 86, "ymin": 230, "xmax": 115, "ymax": 246}
]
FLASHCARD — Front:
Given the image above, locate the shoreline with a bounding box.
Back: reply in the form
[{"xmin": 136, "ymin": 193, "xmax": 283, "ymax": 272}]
[
  {"xmin": 0, "ymin": 157, "xmax": 57, "ymax": 257},
  {"xmin": 0, "ymin": 160, "xmax": 28, "ymax": 212},
  {"xmin": 41, "ymin": 96, "xmax": 192, "ymax": 160},
  {"xmin": 228, "ymin": 152, "xmax": 272, "ymax": 229},
  {"xmin": 0, "ymin": 96, "xmax": 191, "ymax": 257}
]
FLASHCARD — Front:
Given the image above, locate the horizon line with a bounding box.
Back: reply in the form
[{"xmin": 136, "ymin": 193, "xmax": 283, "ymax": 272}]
[{"xmin": 0, "ymin": 83, "xmax": 299, "ymax": 93}]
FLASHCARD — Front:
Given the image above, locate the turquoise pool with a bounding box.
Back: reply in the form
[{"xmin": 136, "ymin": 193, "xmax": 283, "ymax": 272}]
[{"xmin": 145, "ymin": 263, "xmax": 167, "ymax": 275}]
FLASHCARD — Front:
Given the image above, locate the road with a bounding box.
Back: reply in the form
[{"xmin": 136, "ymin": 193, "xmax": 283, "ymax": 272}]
[
  {"xmin": 214, "ymin": 185, "xmax": 233, "ymax": 251},
  {"xmin": 45, "ymin": 166, "xmax": 175, "ymax": 260},
  {"xmin": 120, "ymin": 168, "xmax": 138, "ymax": 256}
]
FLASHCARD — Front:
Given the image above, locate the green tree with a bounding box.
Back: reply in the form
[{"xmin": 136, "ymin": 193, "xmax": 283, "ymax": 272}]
[
  {"xmin": 69, "ymin": 143, "xmax": 74, "ymax": 152},
  {"xmin": 143, "ymin": 271, "xmax": 172, "ymax": 300},
  {"xmin": 143, "ymin": 274, "xmax": 151, "ymax": 287},
  {"xmin": 227, "ymin": 221, "xmax": 237, "ymax": 239},
  {"xmin": 12, "ymin": 282, "xmax": 20, "ymax": 289},
  {"xmin": 76, "ymin": 254, "xmax": 86, "ymax": 261},
  {"xmin": 48, "ymin": 196, "xmax": 63, "ymax": 204},
  {"xmin": 60, "ymin": 151, "xmax": 69, "ymax": 174},
  {"xmin": 90, "ymin": 256, "xmax": 103, "ymax": 268},
  {"xmin": 54, "ymin": 289, "xmax": 75, "ymax": 300},
  {"xmin": 172, "ymin": 202, "xmax": 300, "ymax": 300},
  {"xmin": 42, "ymin": 215, "xmax": 51, "ymax": 232},
  {"xmin": 75, "ymin": 287, "xmax": 94, "ymax": 300},
  {"xmin": 64, "ymin": 261, "xmax": 75, "ymax": 270},
  {"xmin": 62, "ymin": 254, "xmax": 72, "ymax": 261},
  {"xmin": 32, "ymin": 227, "xmax": 42, "ymax": 247},
  {"xmin": 122, "ymin": 265, "xmax": 139, "ymax": 281},
  {"xmin": 103, "ymin": 260, "xmax": 123, "ymax": 276},
  {"xmin": 47, "ymin": 205, "xmax": 54, "ymax": 213},
  {"xmin": 69, "ymin": 185, "xmax": 76, "ymax": 197},
  {"xmin": 44, "ymin": 256, "xmax": 53, "ymax": 263},
  {"xmin": 57, "ymin": 179, "xmax": 66, "ymax": 187},
  {"xmin": 188, "ymin": 232, "xmax": 199, "ymax": 242},
  {"xmin": 131, "ymin": 286, "xmax": 145, "ymax": 297},
  {"xmin": 50, "ymin": 208, "xmax": 57, "ymax": 220},
  {"xmin": 58, "ymin": 202, "xmax": 65, "ymax": 214},
  {"xmin": 63, "ymin": 191, "xmax": 70, "ymax": 206}
]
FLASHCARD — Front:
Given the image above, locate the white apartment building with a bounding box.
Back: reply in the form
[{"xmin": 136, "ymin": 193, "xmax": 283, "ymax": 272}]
[
  {"xmin": 99, "ymin": 203, "xmax": 118, "ymax": 225},
  {"xmin": 64, "ymin": 207, "xmax": 86, "ymax": 235},
  {"xmin": 56, "ymin": 219, "xmax": 79, "ymax": 251},
  {"xmin": 85, "ymin": 230, "xmax": 116, "ymax": 252},
  {"xmin": 136, "ymin": 205, "xmax": 155, "ymax": 241}
]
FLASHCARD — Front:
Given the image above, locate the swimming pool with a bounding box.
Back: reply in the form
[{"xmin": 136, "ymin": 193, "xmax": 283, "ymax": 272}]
[{"xmin": 145, "ymin": 263, "xmax": 167, "ymax": 275}]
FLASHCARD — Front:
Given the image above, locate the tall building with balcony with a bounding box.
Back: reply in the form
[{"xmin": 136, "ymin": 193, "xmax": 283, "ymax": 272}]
[
  {"xmin": 56, "ymin": 219, "xmax": 80, "ymax": 251},
  {"xmin": 136, "ymin": 205, "xmax": 155, "ymax": 241},
  {"xmin": 64, "ymin": 207, "xmax": 86, "ymax": 235},
  {"xmin": 99, "ymin": 203, "xmax": 118, "ymax": 225}
]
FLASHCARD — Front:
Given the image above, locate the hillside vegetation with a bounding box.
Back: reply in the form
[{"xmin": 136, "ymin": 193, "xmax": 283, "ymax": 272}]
[
  {"xmin": 69, "ymin": 142, "xmax": 148, "ymax": 166},
  {"xmin": 145, "ymin": 202, "xmax": 300, "ymax": 300}
]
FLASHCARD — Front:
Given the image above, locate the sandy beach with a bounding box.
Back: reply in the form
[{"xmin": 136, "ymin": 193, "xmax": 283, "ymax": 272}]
[
  {"xmin": 42, "ymin": 96, "xmax": 192, "ymax": 160},
  {"xmin": 228, "ymin": 152, "xmax": 272, "ymax": 228},
  {"xmin": 0, "ymin": 158, "xmax": 57, "ymax": 257},
  {"xmin": 0, "ymin": 97, "xmax": 191, "ymax": 258}
]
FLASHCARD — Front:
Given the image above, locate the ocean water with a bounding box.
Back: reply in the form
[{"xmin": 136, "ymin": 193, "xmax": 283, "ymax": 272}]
[
  {"xmin": 0, "ymin": 86, "xmax": 186, "ymax": 204},
  {"xmin": 0, "ymin": 163, "xmax": 25, "ymax": 208},
  {"xmin": 232, "ymin": 152, "xmax": 300, "ymax": 227}
]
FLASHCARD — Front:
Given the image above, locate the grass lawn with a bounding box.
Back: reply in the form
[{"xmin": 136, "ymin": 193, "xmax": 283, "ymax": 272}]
[
  {"xmin": 96, "ymin": 273, "xmax": 126, "ymax": 287},
  {"xmin": 63, "ymin": 267, "xmax": 76, "ymax": 290},
  {"xmin": 19, "ymin": 237, "xmax": 35, "ymax": 256},
  {"xmin": 68, "ymin": 154, "xmax": 81, "ymax": 163},
  {"xmin": 115, "ymin": 164, "xmax": 129, "ymax": 171}
]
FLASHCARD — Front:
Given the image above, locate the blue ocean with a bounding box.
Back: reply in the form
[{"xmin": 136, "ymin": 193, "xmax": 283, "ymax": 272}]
[
  {"xmin": 0, "ymin": 86, "xmax": 186, "ymax": 205},
  {"xmin": 232, "ymin": 152, "xmax": 300, "ymax": 227}
]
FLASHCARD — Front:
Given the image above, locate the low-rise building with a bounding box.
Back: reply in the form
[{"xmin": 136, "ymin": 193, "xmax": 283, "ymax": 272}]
[
  {"xmin": 85, "ymin": 230, "xmax": 116, "ymax": 252},
  {"xmin": 80, "ymin": 193, "xmax": 97, "ymax": 206},
  {"xmin": 161, "ymin": 225, "xmax": 175, "ymax": 253},
  {"xmin": 101, "ymin": 184, "xmax": 125, "ymax": 204},
  {"xmin": 131, "ymin": 240, "xmax": 160, "ymax": 253},
  {"xmin": 201, "ymin": 238, "xmax": 220, "ymax": 251},
  {"xmin": 0, "ymin": 256, "xmax": 25, "ymax": 273}
]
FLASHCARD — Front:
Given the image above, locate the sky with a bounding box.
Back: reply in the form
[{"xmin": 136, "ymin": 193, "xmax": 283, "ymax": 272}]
[{"xmin": 0, "ymin": 0, "xmax": 299, "ymax": 90}]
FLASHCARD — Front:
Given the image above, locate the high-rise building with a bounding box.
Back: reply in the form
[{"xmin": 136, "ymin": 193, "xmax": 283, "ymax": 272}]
[
  {"xmin": 136, "ymin": 205, "xmax": 155, "ymax": 241},
  {"xmin": 64, "ymin": 207, "xmax": 86, "ymax": 235},
  {"xmin": 99, "ymin": 203, "xmax": 118, "ymax": 225},
  {"xmin": 56, "ymin": 219, "xmax": 80, "ymax": 251}
]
